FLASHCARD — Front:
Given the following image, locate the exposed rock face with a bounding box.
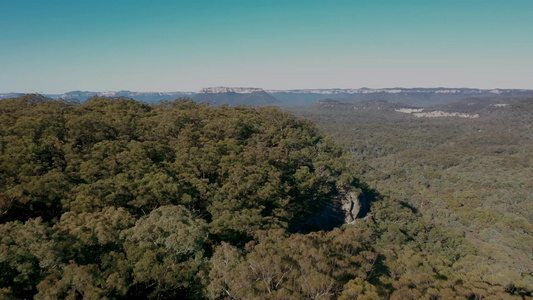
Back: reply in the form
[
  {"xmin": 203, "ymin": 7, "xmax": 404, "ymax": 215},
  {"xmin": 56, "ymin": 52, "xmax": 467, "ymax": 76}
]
[
  {"xmin": 293, "ymin": 188, "xmax": 367, "ymax": 233},
  {"xmin": 340, "ymin": 190, "xmax": 360, "ymax": 224},
  {"xmin": 198, "ymin": 87, "xmax": 264, "ymax": 94}
]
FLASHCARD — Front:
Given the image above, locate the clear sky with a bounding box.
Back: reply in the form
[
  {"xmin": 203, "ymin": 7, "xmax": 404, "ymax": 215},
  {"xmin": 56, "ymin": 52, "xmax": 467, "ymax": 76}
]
[{"xmin": 1, "ymin": 0, "xmax": 532, "ymax": 93}]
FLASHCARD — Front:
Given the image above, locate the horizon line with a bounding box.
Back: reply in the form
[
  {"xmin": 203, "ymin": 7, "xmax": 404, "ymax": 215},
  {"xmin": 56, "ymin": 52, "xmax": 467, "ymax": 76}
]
[{"xmin": 2, "ymin": 86, "xmax": 533, "ymax": 95}]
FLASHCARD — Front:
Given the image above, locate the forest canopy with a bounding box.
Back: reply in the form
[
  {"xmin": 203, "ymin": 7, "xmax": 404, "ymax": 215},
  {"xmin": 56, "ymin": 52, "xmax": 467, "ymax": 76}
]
[{"xmin": 0, "ymin": 95, "xmax": 531, "ymax": 299}]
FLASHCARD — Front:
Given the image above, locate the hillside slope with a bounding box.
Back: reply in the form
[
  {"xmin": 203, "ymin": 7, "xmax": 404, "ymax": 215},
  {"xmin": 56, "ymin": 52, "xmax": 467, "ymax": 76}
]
[
  {"xmin": 296, "ymin": 97, "xmax": 533, "ymax": 298},
  {"xmin": 1, "ymin": 95, "xmax": 531, "ymax": 299}
]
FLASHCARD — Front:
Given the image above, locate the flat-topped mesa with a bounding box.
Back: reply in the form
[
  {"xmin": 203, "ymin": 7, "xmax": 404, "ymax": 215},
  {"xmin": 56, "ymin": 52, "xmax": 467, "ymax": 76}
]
[{"xmin": 199, "ymin": 87, "xmax": 265, "ymax": 94}]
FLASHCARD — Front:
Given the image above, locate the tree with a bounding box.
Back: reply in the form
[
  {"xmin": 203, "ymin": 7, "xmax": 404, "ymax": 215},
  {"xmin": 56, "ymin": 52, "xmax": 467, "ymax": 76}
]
[{"xmin": 123, "ymin": 205, "xmax": 208, "ymax": 298}]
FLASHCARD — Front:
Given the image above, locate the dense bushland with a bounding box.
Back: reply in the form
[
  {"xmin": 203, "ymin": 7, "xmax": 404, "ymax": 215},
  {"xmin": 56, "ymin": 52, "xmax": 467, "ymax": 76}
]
[
  {"xmin": 297, "ymin": 99, "xmax": 533, "ymax": 299},
  {"xmin": 1, "ymin": 95, "xmax": 531, "ymax": 299}
]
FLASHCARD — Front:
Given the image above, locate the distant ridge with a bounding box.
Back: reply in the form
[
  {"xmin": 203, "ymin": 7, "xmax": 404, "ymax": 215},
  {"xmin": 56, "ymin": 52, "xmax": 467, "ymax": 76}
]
[
  {"xmin": 59, "ymin": 90, "xmax": 195, "ymax": 103},
  {"xmin": 193, "ymin": 87, "xmax": 279, "ymax": 106},
  {"xmin": 266, "ymin": 87, "xmax": 517, "ymax": 94},
  {"xmin": 199, "ymin": 87, "xmax": 264, "ymax": 94},
  {"xmin": 267, "ymin": 88, "xmax": 533, "ymax": 107},
  {"xmin": 2, "ymin": 88, "xmax": 532, "ymax": 108}
]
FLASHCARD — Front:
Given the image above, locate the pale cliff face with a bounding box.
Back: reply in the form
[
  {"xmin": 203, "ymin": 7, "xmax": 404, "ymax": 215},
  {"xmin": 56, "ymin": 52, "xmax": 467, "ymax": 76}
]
[
  {"xmin": 265, "ymin": 88, "xmax": 517, "ymax": 95},
  {"xmin": 198, "ymin": 87, "xmax": 264, "ymax": 94}
]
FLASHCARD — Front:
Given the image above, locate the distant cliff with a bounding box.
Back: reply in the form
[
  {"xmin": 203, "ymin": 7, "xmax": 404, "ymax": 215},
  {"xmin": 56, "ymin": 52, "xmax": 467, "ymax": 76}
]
[
  {"xmin": 2, "ymin": 87, "xmax": 532, "ymax": 108},
  {"xmin": 268, "ymin": 88, "xmax": 533, "ymax": 107},
  {"xmin": 193, "ymin": 87, "xmax": 279, "ymax": 106}
]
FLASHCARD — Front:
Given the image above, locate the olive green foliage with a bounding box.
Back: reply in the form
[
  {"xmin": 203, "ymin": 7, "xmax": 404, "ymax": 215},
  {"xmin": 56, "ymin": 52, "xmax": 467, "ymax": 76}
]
[
  {"xmin": 296, "ymin": 99, "xmax": 533, "ymax": 298},
  {"xmin": 0, "ymin": 95, "xmax": 361, "ymax": 299},
  {"xmin": 208, "ymin": 228, "xmax": 377, "ymax": 299},
  {"xmin": 2, "ymin": 94, "xmax": 531, "ymax": 299}
]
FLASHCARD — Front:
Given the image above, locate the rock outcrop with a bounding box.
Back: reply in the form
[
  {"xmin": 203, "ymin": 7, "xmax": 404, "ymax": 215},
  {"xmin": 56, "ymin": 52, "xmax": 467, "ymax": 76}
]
[{"xmin": 293, "ymin": 188, "xmax": 368, "ymax": 233}]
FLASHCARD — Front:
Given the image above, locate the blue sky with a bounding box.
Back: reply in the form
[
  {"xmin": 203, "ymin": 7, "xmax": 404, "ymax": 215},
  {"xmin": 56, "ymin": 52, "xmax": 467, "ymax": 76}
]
[{"xmin": 1, "ymin": 0, "xmax": 532, "ymax": 93}]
